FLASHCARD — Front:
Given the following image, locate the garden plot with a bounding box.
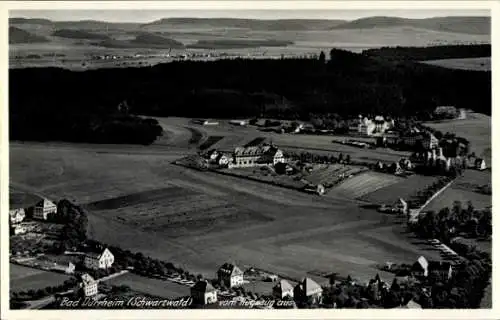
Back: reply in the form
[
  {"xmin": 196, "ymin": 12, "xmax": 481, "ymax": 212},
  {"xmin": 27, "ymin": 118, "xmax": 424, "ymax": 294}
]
[
  {"xmin": 329, "ymin": 172, "xmax": 403, "ymax": 199},
  {"xmin": 304, "ymin": 164, "xmax": 367, "ymax": 187},
  {"xmin": 359, "ymin": 174, "xmax": 438, "ymax": 205}
]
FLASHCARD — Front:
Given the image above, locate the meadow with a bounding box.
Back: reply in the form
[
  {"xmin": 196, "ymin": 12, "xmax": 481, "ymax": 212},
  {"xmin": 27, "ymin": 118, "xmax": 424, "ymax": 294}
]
[
  {"xmin": 359, "ymin": 175, "xmax": 439, "ymax": 205},
  {"xmin": 104, "ymin": 273, "xmax": 190, "ymax": 299},
  {"xmin": 421, "ymin": 57, "xmax": 491, "ymax": 71},
  {"xmin": 10, "ymin": 264, "xmax": 71, "ymax": 292}
]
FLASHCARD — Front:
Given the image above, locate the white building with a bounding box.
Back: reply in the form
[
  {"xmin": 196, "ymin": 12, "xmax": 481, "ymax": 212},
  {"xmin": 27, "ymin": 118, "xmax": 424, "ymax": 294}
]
[
  {"xmin": 33, "ymin": 199, "xmax": 57, "ymax": 220},
  {"xmin": 84, "ymin": 248, "xmax": 114, "ymax": 270},
  {"xmin": 273, "ymin": 279, "xmax": 294, "ymax": 299},
  {"xmin": 230, "ymin": 145, "xmax": 285, "ymax": 168},
  {"xmin": 80, "ymin": 273, "xmax": 98, "ymax": 297},
  {"xmin": 217, "ymin": 263, "xmax": 244, "ymax": 288},
  {"xmin": 9, "ymin": 208, "xmax": 26, "ymax": 224}
]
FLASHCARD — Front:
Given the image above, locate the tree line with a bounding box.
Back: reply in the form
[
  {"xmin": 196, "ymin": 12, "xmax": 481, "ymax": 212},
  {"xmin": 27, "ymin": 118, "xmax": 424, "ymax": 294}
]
[{"xmin": 362, "ymin": 44, "xmax": 491, "ymax": 61}]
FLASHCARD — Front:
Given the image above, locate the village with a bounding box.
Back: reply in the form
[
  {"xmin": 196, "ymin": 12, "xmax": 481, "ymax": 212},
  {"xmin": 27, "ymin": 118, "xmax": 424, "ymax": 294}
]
[{"xmin": 8, "ymin": 102, "xmax": 491, "ymax": 309}]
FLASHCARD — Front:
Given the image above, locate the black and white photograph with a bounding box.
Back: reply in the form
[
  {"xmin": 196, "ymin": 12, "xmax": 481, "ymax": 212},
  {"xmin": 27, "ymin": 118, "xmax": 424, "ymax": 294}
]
[{"xmin": 1, "ymin": 0, "xmax": 496, "ymax": 317}]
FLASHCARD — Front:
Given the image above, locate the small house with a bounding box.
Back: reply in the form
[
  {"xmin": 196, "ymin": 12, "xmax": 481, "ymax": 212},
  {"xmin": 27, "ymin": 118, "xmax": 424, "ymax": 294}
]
[
  {"xmin": 9, "ymin": 208, "xmax": 26, "ymax": 224},
  {"xmin": 217, "ymin": 263, "xmax": 244, "ymax": 288},
  {"xmin": 33, "ymin": 199, "xmax": 57, "ymax": 220},
  {"xmin": 475, "ymin": 158, "xmax": 487, "ymax": 171},
  {"xmin": 293, "ymin": 277, "xmax": 323, "ymax": 305},
  {"xmin": 273, "ymin": 279, "xmax": 294, "ymax": 299},
  {"xmin": 84, "ymin": 247, "xmax": 114, "ymax": 270},
  {"xmin": 411, "ymin": 256, "xmax": 429, "ymax": 278},
  {"xmin": 79, "ymin": 273, "xmax": 98, "ymax": 297},
  {"xmin": 191, "ymin": 280, "xmax": 218, "ymax": 305}
]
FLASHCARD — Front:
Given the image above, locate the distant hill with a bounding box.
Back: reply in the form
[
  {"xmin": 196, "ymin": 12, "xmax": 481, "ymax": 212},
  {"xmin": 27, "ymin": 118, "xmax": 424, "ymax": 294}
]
[
  {"xmin": 331, "ymin": 16, "xmax": 490, "ymax": 35},
  {"xmin": 95, "ymin": 33, "xmax": 184, "ymax": 49},
  {"xmin": 9, "ymin": 17, "xmax": 53, "ymax": 25},
  {"xmin": 10, "ymin": 18, "xmax": 140, "ymax": 31},
  {"xmin": 142, "ymin": 18, "xmax": 346, "ymax": 30},
  {"xmin": 9, "ymin": 26, "xmax": 49, "ymax": 44},
  {"xmin": 52, "ymin": 29, "xmax": 111, "ymax": 40}
]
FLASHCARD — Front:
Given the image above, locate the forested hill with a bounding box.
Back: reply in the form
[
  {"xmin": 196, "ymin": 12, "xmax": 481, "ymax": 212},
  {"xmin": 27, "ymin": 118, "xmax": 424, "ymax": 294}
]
[{"xmin": 10, "ymin": 48, "xmax": 491, "ymax": 143}]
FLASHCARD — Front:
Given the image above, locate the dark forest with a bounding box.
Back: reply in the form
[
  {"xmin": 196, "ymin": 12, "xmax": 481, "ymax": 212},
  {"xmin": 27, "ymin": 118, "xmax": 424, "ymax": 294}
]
[{"xmin": 9, "ymin": 46, "xmax": 491, "ymax": 144}]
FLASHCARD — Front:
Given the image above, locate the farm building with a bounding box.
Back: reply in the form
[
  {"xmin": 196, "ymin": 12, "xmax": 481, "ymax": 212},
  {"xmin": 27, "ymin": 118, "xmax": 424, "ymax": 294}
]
[
  {"xmin": 191, "ymin": 280, "xmax": 218, "ymax": 305},
  {"xmin": 229, "ymin": 144, "xmax": 285, "ymax": 168},
  {"xmin": 272, "ymin": 279, "xmax": 294, "ymax": 299},
  {"xmin": 84, "ymin": 247, "xmax": 114, "ymax": 270},
  {"xmin": 217, "ymin": 263, "xmax": 244, "ymax": 288},
  {"xmin": 293, "ymin": 277, "xmax": 323, "ymax": 305},
  {"xmin": 79, "ymin": 273, "xmax": 98, "ymax": 297},
  {"xmin": 33, "ymin": 198, "xmax": 57, "ymax": 220},
  {"xmin": 457, "ymin": 108, "xmax": 467, "ymax": 120},
  {"xmin": 9, "ymin": 208, "xmax": 26, "ymax": 224}
]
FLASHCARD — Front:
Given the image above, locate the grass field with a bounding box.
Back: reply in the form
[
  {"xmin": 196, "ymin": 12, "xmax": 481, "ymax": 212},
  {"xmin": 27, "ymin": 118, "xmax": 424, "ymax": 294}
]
[
  {"xmin": 104, "ymin": 273, "xmax": 190, "ymax": 298},
  {"xmin": 10, "ymin": 264, "xmax": 71, "ymax": 292},
  {"xmin": 420, "ymin": 57, "xmax": 491, "ymax": 71},
  {"xmin": 424, "ymin": 185, "xmax": 491, "ymax": 212},
  {"xmin": 330, "ymin": 171, "xmax": 403, "ymax": 199},
  {"xmin": 359, "ymin": 174, "xmax": 438, "ymax": 205}
]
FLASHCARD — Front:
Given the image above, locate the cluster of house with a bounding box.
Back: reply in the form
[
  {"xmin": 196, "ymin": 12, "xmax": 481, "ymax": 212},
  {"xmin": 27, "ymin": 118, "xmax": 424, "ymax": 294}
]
[
  {"xmin": 9, "ymin": 198, "xmax": 58, "ymax": 235},
  {"xmin": 203, "ymin": 144, "xmax": 286, "ymax": 169},
  {"xmin": 412, "ymin": 147, "xmax": 487, "ymax": 171},
  {"xmin": 189, "ymin": 262, "xmax": 323, "ymax": 306},
  {"xmin": 76, "ymin": 248, "xmax": 116, "ymax": 297},
  {"xmin": 349, "ymin": 115, "xmax": 395, "ymax": 136}
]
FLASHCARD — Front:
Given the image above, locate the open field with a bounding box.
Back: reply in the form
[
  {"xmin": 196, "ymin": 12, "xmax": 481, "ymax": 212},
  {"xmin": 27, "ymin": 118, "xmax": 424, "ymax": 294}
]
[
  {"xmin": 424, "ymin": 184, "xmax": 491, "ymax": 212},
  {"xmin": 330, "ymin": 172, "xmax": 403, "ymax": 199},
  {"xmin": 10, "ymin": 116, "xmax": 467, "ymax": 286},
  {"xmin": 423, "ymin": 112, "xmax": 491, "ymax": 164},
  {"xmin": 359, "ymin": 175, "xmax": 438, "ymax": 205},
  {"xmin": 104, "ymin": 273, "xmax": 190, "ymax": 299},
  {"xmin": 10, "ymin": 264, "xmax": 71, "ymax": 292},
  {"xmin": 420, "ymin": 57, "xmax": 491, "ymax": 71}
]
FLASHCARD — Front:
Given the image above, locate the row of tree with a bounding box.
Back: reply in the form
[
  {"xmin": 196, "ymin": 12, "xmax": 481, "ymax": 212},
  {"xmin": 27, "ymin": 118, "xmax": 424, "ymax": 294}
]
[{"xmin": 412, "ymin": 201, "xmax": 491, "ymax": 245}]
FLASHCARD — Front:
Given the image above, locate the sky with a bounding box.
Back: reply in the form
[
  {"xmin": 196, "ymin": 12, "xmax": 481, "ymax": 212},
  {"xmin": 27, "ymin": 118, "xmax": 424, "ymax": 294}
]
[{"xmin": 10, "ymin": 9, "xmax": 490, "ymax": 23}]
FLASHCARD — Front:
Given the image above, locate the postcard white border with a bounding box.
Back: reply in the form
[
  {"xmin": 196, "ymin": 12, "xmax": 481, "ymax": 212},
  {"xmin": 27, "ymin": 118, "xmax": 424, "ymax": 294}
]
[{"xmin": 1, "ymin": 1, "xmax": 498, "ymax": 319}]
